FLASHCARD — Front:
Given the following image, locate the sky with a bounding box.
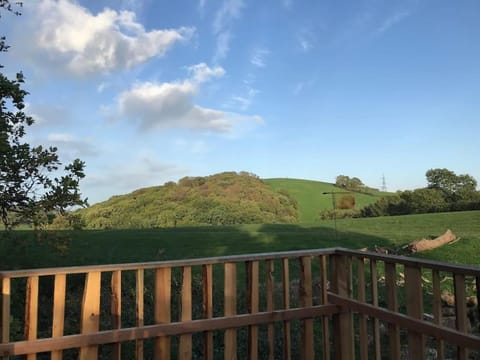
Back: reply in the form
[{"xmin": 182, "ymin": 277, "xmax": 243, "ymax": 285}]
[{"xmin": 1, "ymin": 0, "xmax": 479, "ymax": 204}]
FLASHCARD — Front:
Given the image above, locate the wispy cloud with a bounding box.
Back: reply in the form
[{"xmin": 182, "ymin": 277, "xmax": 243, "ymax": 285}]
[
  {"xmin": 376, "ymin": 10, "xmax": 410, "ymax": 34},
  {"xmin": 250, "ymin": 47, "xmax": 270, "ymax": 68},
  {"xmin": 297, "ymin": 29, "xmax": 316, "ymax": 52},
  {"xmin": 212, "ymin": 0, "xmax": 245, "ymax": 63}
]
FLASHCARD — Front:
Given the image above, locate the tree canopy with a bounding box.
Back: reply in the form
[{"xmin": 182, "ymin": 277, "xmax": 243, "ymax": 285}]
[{"xmin": 0, "ymin": 1, "xmax": 87, "ymax": 231}]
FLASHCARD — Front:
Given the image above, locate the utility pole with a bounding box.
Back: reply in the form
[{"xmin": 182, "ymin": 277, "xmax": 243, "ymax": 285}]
[{"xmin": 322, "ymin": 191, "xmax": 351, "ymax": 242}]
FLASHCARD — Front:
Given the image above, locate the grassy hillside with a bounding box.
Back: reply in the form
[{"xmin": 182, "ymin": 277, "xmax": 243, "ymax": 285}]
[
  {"xmin": 265, "ymin": 178, "xmax": 389, "ymax": 223},
  {"xmin": 3, "ymin": 211, "xmax": 479, "ymax": 269},
  {"xmin": 77, "ymin": 172, "xmax": 298, "ymax": 229}
]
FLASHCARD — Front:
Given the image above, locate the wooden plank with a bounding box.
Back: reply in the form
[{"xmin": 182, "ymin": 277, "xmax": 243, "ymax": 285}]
[
  {"xmin": 328, "ymin": 294, "xmax": 480, "ymax": 351},
  {"xmin": 404, "ymin": 266, "xmax": 424, "ymax": 360},
  {"xmin": 246, "ymin": 261, "xmax": 259, "ymax": 360},
  {"xmin": 370, "ymin": 259, "xmax": 381, "ymax": 359},
  {"xmin": 79, "ymin": 271, "xmax": 101, "ymax": 360},
  {"xmin": 330, "ymin": 254, "xmax": 354, "ymax": 360},
  {"xmin": 300, "ymin": 257, "xmax": 314, "ymax": 360},
  {"xmin": 1, "ymin": 276, "xmax": 10, "ymax": 360},
  {"xmin": 111, "ymin": 271, "xmax": 122, "ymax": 360},
  {"xmin": 385, "ymin": 262, "xmax": 400, "ymax": 360},
  {"xmin": 154, "ymin": 267, "xmax": 171, "ymax": 360},
  {"xmin": 51, "ymin": 274, "xmax": 66, "ymax": 360},
  {"xmin": 454, "ymin": 273, "xmax": 468, "ymax": 360},
  {"xmin": 0, "ymin": 248, "xmax": 340, "ymax": 279},
  {"xmin": 281, "ymin": 258, "xmax": 291, "ymax": 360},
  {"xmin": 432, "ymin": 270, "xmax": 445, "ymax": 360},
  {"xmin": 24, "ymin": 276, "xmax": 39, "ymax": 360},
  {"xmin": 224, "ymin": 262, "xmax": 237, "ymax": 360},
  {"xmin": 178, "ymin": 266, "xmax": 192, "ymax": 360},
  {"xmin": 203, "ymin": 264, "xmax": 213, "ymax": 360},
  {"xmin": 356, "ymin": 257, "xmax": 368, "ymax": 360},
  {"xmin": 265, "ymin": 259, "xmax": 275, "ymax": 360},
  {"xmin": 319, "ymin": 255, "xmax": 330, "ymax": 360},
  {"xmin": 0, "ymin": 305, "xmax": 341, "ymax": 356},
  {"xmin": 136, "ymin": 269, "xmax": 144, "ymax": 360}
]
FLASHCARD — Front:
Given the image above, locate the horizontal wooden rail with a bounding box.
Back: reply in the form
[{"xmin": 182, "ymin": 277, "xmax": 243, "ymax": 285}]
[
  {"xmin": 0, "ymin": 305, "xmax": 339, "ymax": 356},
  {"xmin": 328, "ymin": 293, "xmax": 480, "ymax": 350},
  {"xmin": 337, "ymin": 248, "xmax": 480, "ymax": 276},
  {"xmin": 0, "ymin": 248, "xmax": 339, "ymax": 279}
]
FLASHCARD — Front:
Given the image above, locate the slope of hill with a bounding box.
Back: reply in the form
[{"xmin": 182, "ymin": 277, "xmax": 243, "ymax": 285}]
[
  {"xmin": 78, "ymin": 172, "xmax": 299, "ymax": 229},
  {"xmin": 264, "ymin": 178, "xmax": 388, "ymax": 223}
]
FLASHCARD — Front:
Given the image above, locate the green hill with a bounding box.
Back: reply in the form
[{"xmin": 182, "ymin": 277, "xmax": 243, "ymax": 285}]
[
  {"xmin": 78, "ymin": 172, "xmax": 299, "ymax": 229},
  {"xmin": 264, "ymin": 178, "xmax": 389, "ymax": 223}
]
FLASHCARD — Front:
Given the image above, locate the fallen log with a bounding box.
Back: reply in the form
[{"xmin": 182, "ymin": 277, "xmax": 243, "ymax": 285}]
[{"xmin": 408, "ymin": 229, "xmax": 458, "ymax": 253}]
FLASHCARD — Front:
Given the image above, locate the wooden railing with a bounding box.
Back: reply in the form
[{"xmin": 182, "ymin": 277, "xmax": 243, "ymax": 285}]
[{"xmin": 0, "ymin": 248, "xmax": 479, "ymax": 359}]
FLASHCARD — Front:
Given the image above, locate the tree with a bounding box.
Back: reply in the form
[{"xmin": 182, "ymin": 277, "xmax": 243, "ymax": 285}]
[
  {"xmin": 426, "ymin": 168, "xmax": 477, "ymax": 202},
  {"xmin": 1, "ymin": 2, "xmax": 87, "ymax": 231}
]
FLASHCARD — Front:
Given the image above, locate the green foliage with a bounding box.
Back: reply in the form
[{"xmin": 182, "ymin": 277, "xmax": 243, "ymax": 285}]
[
  {"xmin": 362, "ymin": 169, "xmax": 480, "ymax": 217},
  {"xmin": 77, "ymin": 172, "xmax": 299, "ymax": 229},
  {"xmin": 0, "ymin": 2, "xmax": 87, "ymax": 232},
  {"xmin": 265, "ymin": 178, "xmax": 386, "ymax": 223},
  {"xmin": 335, "ymin": 175, "xmax": 379, "ymax": 193}
]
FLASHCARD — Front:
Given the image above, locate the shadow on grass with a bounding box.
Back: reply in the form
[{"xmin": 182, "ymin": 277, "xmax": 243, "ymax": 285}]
[{"xmin": 1, "ymin": 223, "xmax": 393, "ymax": 269}]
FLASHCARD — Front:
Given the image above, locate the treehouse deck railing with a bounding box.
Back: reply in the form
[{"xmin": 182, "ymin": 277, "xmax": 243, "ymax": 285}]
[{"xmin": 0, "ymin": 247, "xmax": 479, "ymax": 359}]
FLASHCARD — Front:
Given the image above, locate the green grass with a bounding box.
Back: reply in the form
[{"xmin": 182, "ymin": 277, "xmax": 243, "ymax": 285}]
[
  {"xmin": 265, "ymin": 178, "xmax": 390, "ymax": 223},
  {"xmin": 2, "ymin": 211, "xmax": 479, "ymax": 270}
]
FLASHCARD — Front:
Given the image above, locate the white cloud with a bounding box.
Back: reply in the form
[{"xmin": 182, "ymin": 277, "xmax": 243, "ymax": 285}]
[
  {"xmin": 212, "ymin": 0, "xmax": 244, "ymax": 62},
  {"xmin": 227, "ymin": 87, "xmax": 259, "ymax": 110},
  {"xmin": 83, "ymin": 155, "xmax": 188, "ymax": 203},
  {"xmin": 116, "ymin": 63, "xmax": 262, "ymax": 133},
  {"xmin": 46, "ymin": 133, "xmax": 98, "ymax": 157},
  {"xmin": 250, "ymin": 48, "xmax": 270, "ymax": 68},
  {"xmin": 376, "ymin": 11, "xmax": 410, "ymax": 34},
  {"xmin": 26, "ymin": 103, "xmax": 70, "ymax": 127},
  {"xmin": 20, "ymin": 0, "xmax": 194, "ymax": 75}
]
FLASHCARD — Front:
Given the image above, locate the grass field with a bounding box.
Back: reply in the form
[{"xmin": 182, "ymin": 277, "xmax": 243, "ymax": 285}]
[
  {"xmin": 2, "ymin": 210, "xmax": 479, "ymax": 270},
  {"xmin": 264, "ymin": 178, "xmax": 389, "ymax": 223}
]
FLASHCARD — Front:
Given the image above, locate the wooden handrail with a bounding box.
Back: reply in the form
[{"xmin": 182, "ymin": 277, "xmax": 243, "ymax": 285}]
[{"xmin": 1, "ymin": 247, "xmax": 480, "ymax": 359}]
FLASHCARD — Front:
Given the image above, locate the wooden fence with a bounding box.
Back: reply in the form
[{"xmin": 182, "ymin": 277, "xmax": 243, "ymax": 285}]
[{"xmin": 0, "ymin": 247, "xmax": 479, "ymax": 359}]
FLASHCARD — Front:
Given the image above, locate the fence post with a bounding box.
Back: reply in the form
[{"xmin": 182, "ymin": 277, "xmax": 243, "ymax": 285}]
[{"xmin": 330, "ymin": 253, "xmax": 354, "ymax": 360}]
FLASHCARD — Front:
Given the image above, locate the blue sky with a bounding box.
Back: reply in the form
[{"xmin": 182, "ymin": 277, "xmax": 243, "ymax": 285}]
[{"xmin": 2, "ymin": 0, "xmax": 479, "ymax": 204}]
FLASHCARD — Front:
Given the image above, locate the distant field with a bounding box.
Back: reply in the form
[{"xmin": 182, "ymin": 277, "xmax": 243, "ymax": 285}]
[
  {"xmin": 2, "ymin": 211, "xmax": 479, "ymax": 270},
  {"xmin": 264, "ymin": 178, "xmax": 389, "ymax": 223}
]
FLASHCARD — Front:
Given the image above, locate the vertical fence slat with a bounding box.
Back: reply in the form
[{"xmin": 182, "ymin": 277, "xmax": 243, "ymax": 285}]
[
  {"xmin": 432, "ymin": 270, "xmax": 445, "ymax": 359},
  {"xmin": 79, "ymin": 271, "xmax": 101, "ymax": 360},
  {"xmin": 405, "ymin": 266, "xmax": 424, "ymax": 360},
  {"xmin": 282, "ymin": 258, "xmax": 291, "ymax": 360},
  {"xmin": 331, "ymin": 254, "xmax": 354, "ymax": 360},
  {"xmin": 454, "ymin": 273, "xmax": 469, "ymax": 360},
  {"xmin": 385, "ymin": 262, "xmax": 400, "ymax": 360},
  {"xmin": 300, "ymin": 256, "xmax": 314, "ymax": 360},
  {"xmin": 247, "ymin": 261, "xmax": 259, "ymax": 360},
  {"xmin": 356, "ymin": 257, "xmax": 368, "ymax": 360},
  {"xmin": 179, "ymin": 266, "xmax": 192, "ymax": 360},
  {"xmin": 203, "ymin": 264, "xmax": 213, "ymax": 360},
  {"xmin": 1, "ymin": 276, "xmax": 10, "ymax": 360},
  {"xmin": 136, "ymin": 269, "xmax": 144, "ymax": 360},
  {"xmin": 51, "ymin": 274, "xmax": 66, "ymax": 360},
  {"xmin": 370, "ymin": 259, "xmax": 381, "ymax": 360},
  {"xmin": 224, "ymin": 262, "xmax": 237, "ymax": 360},
  {"xmin": 111, "ymin": 270, "xmax": 122, "ymax": 360},
  {"xmin": 154, "ymin": 267, "xmax": 171, "ymax": 360},
  {"xmin": 265, "ymin": 259, "xmax": 275, "ymax": 360},
  {"xmin": 319, "ymin": 255, "xmax": 330, "ymax": 360},
  {"xmin": 25, "ymin": 276, "xmax": 39, "ymax": 360}
]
